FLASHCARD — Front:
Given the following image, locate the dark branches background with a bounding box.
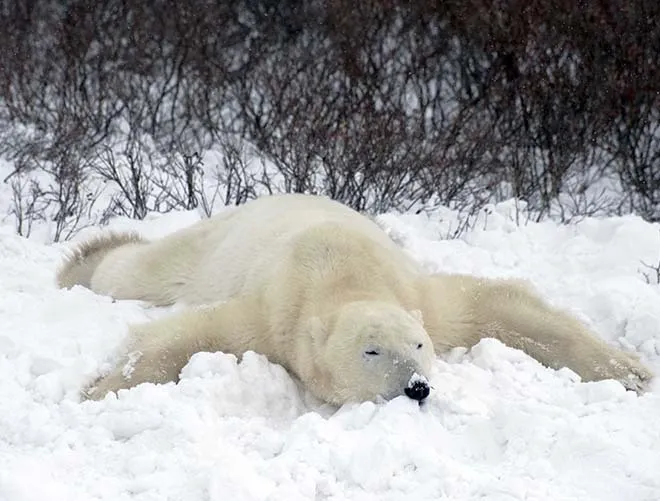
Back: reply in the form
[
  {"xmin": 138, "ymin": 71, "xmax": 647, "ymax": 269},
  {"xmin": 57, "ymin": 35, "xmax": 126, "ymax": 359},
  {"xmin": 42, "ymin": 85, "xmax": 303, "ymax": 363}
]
[{"xmin": 1, "ymin": 0, "xmax": 659, "ymax": 240}]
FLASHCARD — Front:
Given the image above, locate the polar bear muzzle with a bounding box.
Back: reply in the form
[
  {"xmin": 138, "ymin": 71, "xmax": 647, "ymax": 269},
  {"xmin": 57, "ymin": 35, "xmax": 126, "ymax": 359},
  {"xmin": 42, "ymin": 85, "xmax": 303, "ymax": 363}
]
[{"xmin": 404, "ymin": 373, "xmax": 430, "ymax": 401}]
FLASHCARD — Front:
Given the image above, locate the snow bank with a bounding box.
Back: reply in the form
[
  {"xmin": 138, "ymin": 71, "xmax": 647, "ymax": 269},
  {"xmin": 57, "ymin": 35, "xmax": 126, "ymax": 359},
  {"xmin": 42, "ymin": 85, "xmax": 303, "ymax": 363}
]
[{"xmin": 1, "ymin": 201, "xmax": 659, "ymax": 501}]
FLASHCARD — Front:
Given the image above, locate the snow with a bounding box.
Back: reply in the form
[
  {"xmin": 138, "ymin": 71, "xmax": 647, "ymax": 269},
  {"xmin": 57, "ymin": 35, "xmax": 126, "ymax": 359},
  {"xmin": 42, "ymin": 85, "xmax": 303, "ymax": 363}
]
[{"xmin": 1, "ymin": 200, "xmax": 660, "ymax": 501}]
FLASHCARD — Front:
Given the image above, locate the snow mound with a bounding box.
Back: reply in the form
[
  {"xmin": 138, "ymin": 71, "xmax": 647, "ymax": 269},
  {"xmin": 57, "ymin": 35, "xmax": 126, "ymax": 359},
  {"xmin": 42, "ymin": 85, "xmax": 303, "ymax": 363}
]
[{"xmin": 1, "ymin": 204, "xmax": 660, "ymax": 501}]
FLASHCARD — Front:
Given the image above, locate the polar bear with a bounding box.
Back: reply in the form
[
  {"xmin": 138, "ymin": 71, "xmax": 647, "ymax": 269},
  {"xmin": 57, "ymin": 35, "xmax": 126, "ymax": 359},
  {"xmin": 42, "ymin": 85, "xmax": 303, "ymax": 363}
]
[{"xmin": 57, "ymin": 194, "xmax": 653, "ymax": 404}]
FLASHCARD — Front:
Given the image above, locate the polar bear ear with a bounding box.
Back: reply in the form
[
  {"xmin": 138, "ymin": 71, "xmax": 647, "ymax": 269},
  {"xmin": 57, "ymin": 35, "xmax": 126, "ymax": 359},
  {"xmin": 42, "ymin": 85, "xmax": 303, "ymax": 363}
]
[{"xmin": 409, "ymin": 309, "xmax": 424, "ymax": 324}]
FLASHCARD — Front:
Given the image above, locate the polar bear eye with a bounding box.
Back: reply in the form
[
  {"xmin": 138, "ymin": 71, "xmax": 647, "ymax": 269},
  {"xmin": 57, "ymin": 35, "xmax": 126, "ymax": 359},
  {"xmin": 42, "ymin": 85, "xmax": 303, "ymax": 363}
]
[
  {"xmin": 416, "ymin": 343, "xmax": 423, "ymax": 350},
  {"xmin": 364, "ymin": 349, "xmax": 380, "ymax": 356}
]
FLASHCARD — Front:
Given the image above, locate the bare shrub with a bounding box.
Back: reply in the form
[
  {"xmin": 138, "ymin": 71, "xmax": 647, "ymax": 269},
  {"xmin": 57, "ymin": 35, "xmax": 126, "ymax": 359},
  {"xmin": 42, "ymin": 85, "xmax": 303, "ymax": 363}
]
[
  {"xmin": 608, "ymin": 104, "xmax": 660, "ymax": 222},
  {"xmin": 7, "ymin": 176, "xmax": 43, "ymax": 238},
  {"xmin": 639, "ymin": 231, "xmax": 660, "ymax": 285},
  {"xmin": 208, "ymin": 138, "xmax": 275, "ymax": 210},
  {"xmin": 95, "ymin": 140, "xmax": 152, "ymax": 221},
  {"xmin": 4, "ymin": 148, "xmax": 101, "ymax": 241},
  {"xmin": 1, "ymin": 0, "xmax": 660, "ymax": 241},
  {"xmin": 640, "ymin": 260, "xmax": 660, "ymax": 285}
]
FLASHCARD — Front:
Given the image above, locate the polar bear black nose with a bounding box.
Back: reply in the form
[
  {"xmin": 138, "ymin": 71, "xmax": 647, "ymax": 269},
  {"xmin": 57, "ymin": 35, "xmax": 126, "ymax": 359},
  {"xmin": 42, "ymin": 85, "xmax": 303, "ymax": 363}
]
[{"xmin": 404, "ymin": 379, "xmax": 430, "ymax": 401}]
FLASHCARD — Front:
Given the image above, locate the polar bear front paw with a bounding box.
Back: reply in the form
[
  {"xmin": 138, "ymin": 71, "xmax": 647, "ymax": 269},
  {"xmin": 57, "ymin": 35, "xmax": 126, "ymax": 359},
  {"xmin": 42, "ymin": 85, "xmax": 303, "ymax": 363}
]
[
  {"xmin": 615, "ymin": 362, "xmax": 653, "ymax": 394},
  {"xmin": 605, "ymin": 354, "xmax": 654, "ymax": 394},
  {"xmin": 573, "ymin": 347, "xmax": 654, "ymax": 395}
]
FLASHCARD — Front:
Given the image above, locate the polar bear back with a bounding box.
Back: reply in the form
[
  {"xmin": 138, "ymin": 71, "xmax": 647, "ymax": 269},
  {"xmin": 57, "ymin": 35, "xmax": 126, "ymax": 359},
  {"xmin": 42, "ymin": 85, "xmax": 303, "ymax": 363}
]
[{"xmin": 133, "ymin": 194, "xmax": 420, "ymax": 306}]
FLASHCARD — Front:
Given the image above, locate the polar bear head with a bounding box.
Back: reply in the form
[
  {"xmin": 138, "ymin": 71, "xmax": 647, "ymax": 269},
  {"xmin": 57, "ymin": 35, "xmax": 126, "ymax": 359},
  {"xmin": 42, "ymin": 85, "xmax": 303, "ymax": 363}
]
[{"xmin": 315, "ymin": 301, "xmax": 435, "ymax": 405}]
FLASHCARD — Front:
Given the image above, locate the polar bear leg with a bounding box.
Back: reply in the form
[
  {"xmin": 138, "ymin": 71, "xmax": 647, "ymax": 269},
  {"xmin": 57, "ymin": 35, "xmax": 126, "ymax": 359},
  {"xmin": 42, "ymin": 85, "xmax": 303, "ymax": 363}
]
[
  {"xmin": 423, "ymin": 275, "xmax": 652, "ymax": 393},
  {"xmin": 56, "ymin": 232, "xmax": 145, "ymax": 290},
  {"xmin": 83, "ymin": 296, "xmax": 261, "ymax": 400},
  {"xmin": 484, "ymin": 297, "xmax": 651, "ymax": 392},
  {"xmin": 472, "ymin": 280, "xmax": 653, "ymax": 392}
]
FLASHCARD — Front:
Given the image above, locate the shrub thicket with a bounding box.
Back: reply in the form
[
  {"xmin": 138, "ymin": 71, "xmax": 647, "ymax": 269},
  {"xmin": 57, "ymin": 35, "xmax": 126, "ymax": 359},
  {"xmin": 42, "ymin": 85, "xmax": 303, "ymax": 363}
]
[{"xmin": 1, "ymin": 0, "xmax": 659, "ymax": 239}]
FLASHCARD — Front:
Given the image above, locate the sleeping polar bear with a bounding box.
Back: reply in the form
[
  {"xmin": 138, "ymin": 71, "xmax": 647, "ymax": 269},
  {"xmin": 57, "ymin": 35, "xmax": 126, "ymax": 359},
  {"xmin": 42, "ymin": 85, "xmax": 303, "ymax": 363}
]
[{"xmin": 57, "ymin": 194, "xmax": 653, "ymax": 404}]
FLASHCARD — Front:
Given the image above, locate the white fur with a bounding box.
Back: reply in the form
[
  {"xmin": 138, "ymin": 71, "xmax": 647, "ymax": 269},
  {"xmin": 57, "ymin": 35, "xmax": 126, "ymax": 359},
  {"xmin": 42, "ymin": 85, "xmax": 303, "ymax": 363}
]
[{"xmin": 57, "ymin": 194, "xmax": 653, "ymax": 403}]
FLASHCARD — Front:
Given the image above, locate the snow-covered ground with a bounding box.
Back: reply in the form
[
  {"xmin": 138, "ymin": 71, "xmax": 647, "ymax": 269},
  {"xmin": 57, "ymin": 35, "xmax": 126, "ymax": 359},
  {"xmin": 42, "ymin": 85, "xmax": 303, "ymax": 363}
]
[{"xmin": 1, "ymin": 199, "xmax": 660, "ymax": 501}]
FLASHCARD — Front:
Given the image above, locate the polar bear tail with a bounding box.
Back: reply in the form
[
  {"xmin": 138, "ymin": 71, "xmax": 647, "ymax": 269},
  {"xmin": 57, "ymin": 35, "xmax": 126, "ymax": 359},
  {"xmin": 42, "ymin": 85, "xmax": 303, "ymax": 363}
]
[{"xmin": 56, "ymin": 232, "xmax": 145, "ymax": 290}]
